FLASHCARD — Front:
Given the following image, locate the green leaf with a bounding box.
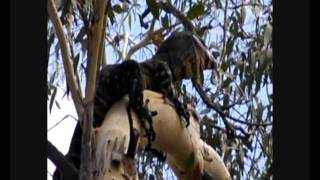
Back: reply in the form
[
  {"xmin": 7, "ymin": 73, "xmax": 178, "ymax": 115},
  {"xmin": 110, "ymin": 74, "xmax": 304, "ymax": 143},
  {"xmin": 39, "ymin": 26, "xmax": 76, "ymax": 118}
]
[
  {"xmin": 75, "ymin": 27, "xmax": 86, "ymax": 43},
  {"xmin": 243, "ymin": 137, "xmax": 252, "ymax": 151},
  {"xmin": 55, "ymin": 43, "xmax": 60, "ymax": 60},
  {"xmin": 247, "ymin": 74, "xmax": 254, "ymax": 96},
  {"xmin": 187, "ymin": 3, "xmax": 205, "ymax": 20},
  {"xmin": 226, "ymin": 37, "xmax": 235, "ymax": 56},
  {"xmin": 107, "ymin": 7, "xmax": 116, "ymax": 25},
  {"xmin": 55, "ymin": 100, "xmax": 61, "ymax": 110},
  {"xmin": 63, "ymin": 0, "xmax": 73, "ymax": 14},
  {"xmin": 223, "ymin": 94, "xmax": 229, "ymax": 107},
  {"xmin": 212, "ymin": 131, "xmax": 221, "ymax": 147},
  {"xmin": 113, "ymin": 4, "xmax": 124, "ymax": 14},
  {"xmin": 237, "ymin": 146, "xmax": 244, "ymax": 170},
  {"xmin": 49, "ymin": 87, "xmax": 57, "ymax": 114},
  {"xmin": 161, "ymin": 15, "xmax": 169, "ymax": 28},
  {"xmin": 128, "ymin": 13, "xmax": 132, "ymax": 30},
  {"xmin": 146, "ymin": 0, "xmax": 160, "ymax": 19},
  {"xmin": 230, "ymin": 19, "xmax": 239, "ymax": 37},
  {"xmin": 49, "ymin": 71, "xmax": 57, "ymax": 86},
  {"xmin": 240, "ymin": 6, "xmax": 246, "ymax": 25},
  {"xmin": 221, "ymin": 61, "xmax": 228, "ymax": 72},
  {"xmin": 254, "ymin": 71, "xmax": 262, "ymax": 94},
  {"xmin": 257, "ymin": 102, "xmax": 264, "ymax": 122},
  {"xmin": 221, "ymin": 77, "xmax": 233, "ymax": 89},
  {"xmin": 215, "ymin": 0, "xmax": 222, "ymax": 9}
]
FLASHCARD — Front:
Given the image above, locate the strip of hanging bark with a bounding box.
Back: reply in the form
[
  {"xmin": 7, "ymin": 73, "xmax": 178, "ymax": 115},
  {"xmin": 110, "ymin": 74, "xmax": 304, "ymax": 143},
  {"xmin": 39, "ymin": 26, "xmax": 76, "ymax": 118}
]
[{"xmin": 93, "ymin": 90, "xmax": 231, "ymax": 180}]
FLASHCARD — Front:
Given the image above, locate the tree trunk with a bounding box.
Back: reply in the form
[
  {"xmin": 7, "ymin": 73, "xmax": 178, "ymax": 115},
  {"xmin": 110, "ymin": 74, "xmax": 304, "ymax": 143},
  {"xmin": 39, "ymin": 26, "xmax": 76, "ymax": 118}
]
[{"xmin": 93, "ymin": 90, "xmax": 231, "ymax": 180}]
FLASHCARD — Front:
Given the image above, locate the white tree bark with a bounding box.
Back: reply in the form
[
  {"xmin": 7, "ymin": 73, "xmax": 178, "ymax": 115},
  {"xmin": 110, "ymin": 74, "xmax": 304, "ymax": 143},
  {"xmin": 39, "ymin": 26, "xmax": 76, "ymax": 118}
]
[{"xmin": 93, "ymin": 90, "xmax": 231, "ymax": 180}]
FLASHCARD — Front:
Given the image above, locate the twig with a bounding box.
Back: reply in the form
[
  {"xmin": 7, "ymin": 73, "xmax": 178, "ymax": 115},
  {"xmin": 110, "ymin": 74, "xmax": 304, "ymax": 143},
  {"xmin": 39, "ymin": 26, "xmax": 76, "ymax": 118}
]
[
  {"xmin": 48, "ymin": 114, "xmax": 78, "ymax": 131},
  {"xmin": 85, "ymin": 0, "xmax": 108, "ymax": 102},
  {"xmin": 231, "ymin": 107, "xmax": 272, "ymax": 127}
]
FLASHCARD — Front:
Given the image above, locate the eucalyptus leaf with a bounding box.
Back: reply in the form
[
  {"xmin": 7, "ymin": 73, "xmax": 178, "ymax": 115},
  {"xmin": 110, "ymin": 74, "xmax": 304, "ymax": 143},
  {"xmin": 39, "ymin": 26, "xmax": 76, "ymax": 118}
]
[
  {"xmin": 161, "ymin": 15, "xmax": 169, "ymax": 28},
  {"xmin": 49, "ymin": 87, "xmax": 57, "ymax": 114},
  {"xmin": 146, "ymin": 0, "xmax": 159, "ymax": 19},
  {"xmin": 187, "ymin": 3, "xmax": 205, "ymax": 20},
  {"xmin": 113, "ymin": 4, "xmax": 124, "ymax": 14}
]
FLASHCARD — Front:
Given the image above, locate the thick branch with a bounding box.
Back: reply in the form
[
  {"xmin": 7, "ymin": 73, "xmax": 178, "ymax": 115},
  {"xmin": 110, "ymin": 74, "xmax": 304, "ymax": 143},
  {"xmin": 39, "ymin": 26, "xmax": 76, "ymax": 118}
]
[
  {"xmin": 125, "ymin": 34, "xmax": 152, "ymax": 60},
  {"xmin": 124, "ymin": 19, "xmax": 156, "ymax": 60},
  {"xmin": 80, "ymin": 1, "xmax": 108, "ymax": 179},
  {"xmin": 125, "ymin": 22, "xmax": 179, "ymax": 60},
  {"xmin": 48, "ymin": 0, "xmax": 84, "ymax": 116},
  {"xmin": 85, "ymin": 0, "xmax": 108, "ymax": 102},
  {"xmin": 93, "ymin": 90, "xmax": 231, "ymax": 180},
  {"xmin": 47, "ymin": 141, "xmax": 78, "ymax": 180}
]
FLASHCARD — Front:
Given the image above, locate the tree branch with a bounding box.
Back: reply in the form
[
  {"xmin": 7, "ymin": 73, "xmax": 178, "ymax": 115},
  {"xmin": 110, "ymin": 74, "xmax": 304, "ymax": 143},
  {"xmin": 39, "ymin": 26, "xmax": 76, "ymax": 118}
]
[
  {"xmin": 48, "ymin": 0, "xmax": 84, "ymax": 117},
  {"xmin": 85, "ymin": 0, "xmax": 108, "ymax": 102},
  {"xmin": 158, "ymin": 1, "xmax": 196, "ymax": 33},
  {"xmin": 193, "ymin": 79, "xmax": 259, "ymax": 138},
  {"xmin": 80, "ymin": 0, "xmax": 109, "ymax": 179},
  {"xmin": 47, "ymin": 141, "xmax": 78, "ymax": 180},
  {"xmin": 125, "ymin": 22, "xmax": 179, "ymax": 60}
]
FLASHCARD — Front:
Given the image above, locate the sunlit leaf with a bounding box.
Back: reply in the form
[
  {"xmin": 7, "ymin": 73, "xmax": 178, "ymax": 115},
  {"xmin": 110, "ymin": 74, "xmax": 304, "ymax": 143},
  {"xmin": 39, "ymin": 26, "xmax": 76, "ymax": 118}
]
[{"xmin": 113, "ymin": 4, "xmax": 124, "ymax": 14}]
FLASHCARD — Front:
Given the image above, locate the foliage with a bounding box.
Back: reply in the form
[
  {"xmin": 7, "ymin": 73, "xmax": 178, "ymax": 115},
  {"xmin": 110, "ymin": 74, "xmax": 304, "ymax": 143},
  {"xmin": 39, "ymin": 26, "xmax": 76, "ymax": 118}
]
[{"xmin": 48, "ymin": 0, "xmax": 273, "ymax": 179}]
